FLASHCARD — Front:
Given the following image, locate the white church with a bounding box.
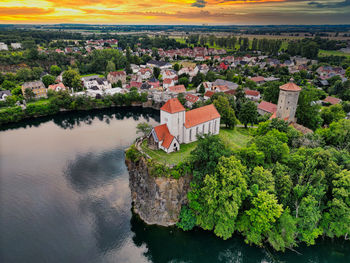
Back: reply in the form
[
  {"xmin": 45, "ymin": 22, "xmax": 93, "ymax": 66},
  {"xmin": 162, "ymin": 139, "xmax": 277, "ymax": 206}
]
[{"xmin": 149, "ymin": 98, "xmax": 221, "ymax": 153}]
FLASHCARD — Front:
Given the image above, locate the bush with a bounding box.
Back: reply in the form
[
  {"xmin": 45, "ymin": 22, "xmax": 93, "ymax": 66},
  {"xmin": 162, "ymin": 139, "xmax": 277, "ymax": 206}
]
[{"xmin": 177, "ymin": 206, "xmax": 196, "ymax": 231}]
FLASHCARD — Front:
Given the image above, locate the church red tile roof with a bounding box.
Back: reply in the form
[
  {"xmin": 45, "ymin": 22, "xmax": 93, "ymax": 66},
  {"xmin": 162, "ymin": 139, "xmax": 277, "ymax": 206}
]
[
  {"xmin": 280, "ymin": 82, "xmax": 301, "ymax": 92},
  {"xmin": 184, "ymin": 104, "xmax": 220, "ymax": 128},
  {"xmin": 153, "ymin": 124, "xmax": 174, "ymax": 149},
  {"xmin": 160, "ymin": 98, "xmax": 185, "ymax": 113},
  {"xmin": 185, "ymin": 94, "xmax": 199, "ymax": 103},
  {"xmin": 258, "ymin": 101, "xmax": 277, "ymax": 114}
]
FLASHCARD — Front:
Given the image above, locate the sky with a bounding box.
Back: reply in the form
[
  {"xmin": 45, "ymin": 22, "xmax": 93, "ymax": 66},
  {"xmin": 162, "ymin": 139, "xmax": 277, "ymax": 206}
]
[{"xmin": 0, "ymin": 0, "xmax": 349, "ymax": 25}]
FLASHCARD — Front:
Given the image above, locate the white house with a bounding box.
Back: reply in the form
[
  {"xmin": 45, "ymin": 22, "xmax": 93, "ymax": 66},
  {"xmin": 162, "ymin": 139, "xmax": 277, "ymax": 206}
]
[
  {"xmin": 149, "ymin": 98, "xmax": 221, "ymax": 153},
  {"xmin": 0, "ymin": 90, "xmax": 11, "ymax": 101},
  {"xmin": 82, "ymin": 76, "xmax": 111, "ymax": 90},
  {"xmin": 0, "ymin": 42, "xmax": 8, "ymax": 51},
  {"xmin": 11, "ymin": 43, "xmax": 22, "ymax": 49}
]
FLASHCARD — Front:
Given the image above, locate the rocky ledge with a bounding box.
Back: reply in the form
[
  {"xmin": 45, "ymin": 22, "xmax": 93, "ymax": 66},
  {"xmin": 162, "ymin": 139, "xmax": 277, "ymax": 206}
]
[{"xmin": 126, "ymin": 157, "xmax": 191, "ymax": 226}]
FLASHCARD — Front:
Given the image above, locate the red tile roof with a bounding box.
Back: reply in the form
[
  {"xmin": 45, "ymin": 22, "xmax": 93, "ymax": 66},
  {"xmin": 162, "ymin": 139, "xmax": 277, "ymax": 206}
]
[
  {"xmin": 48, "ymin": 83, "xmax": 67, "ymax": 91},
  {"xmin": 224, "ymin": 90, "xmax": 236, "ymax": 95},
  {"xmin": 245, "ymin": 89, "xmax": 260, "ymax": 96},
  {"xmin": 163, "ymin": 78, "xmax": 173, "ymax": 84},
  {"xmin": 153, "ymin": 124, "xmax": 174, "ymax": 149},
  {"xmin": 204, "ymin": 90, "xmax": 214, "ymax": 98},
  {"xmin": 323, "ymin": 96, "xmax": 341, "ymax": 105},
  {"xmin": 160, "ymin": 98, "xmax": 185, "ymax": 114},
  {"xmin": 251, "ymin": 76, "xmax": 265, "ymax": 82},
  {"xmin": 280, "ymin": 82, "xmax": 301, "ymax": 92},
  {"xmin": 258, "ymin": 101, "xmax": 277, "ymax": 114},
  {"xmin": 185, "ymin": 94, "xmax": 199, "ymax": 103},
  {"xmin": 168, "ymin": 85, "xmax": 186, "ymax": 93},
  {"xmin": 185, "ymin": 104, "xmax": 220, "ymax": 128},
  {"xmin": 109, "ymin": 71, "xmax": 126, "ymax": 76}
]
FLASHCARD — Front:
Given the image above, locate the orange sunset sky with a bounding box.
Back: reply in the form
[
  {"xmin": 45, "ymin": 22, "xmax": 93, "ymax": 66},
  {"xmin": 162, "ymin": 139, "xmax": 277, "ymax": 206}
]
[{"xmin": 0, "ymin": 0, "xmax": 349, "ymax": 24}]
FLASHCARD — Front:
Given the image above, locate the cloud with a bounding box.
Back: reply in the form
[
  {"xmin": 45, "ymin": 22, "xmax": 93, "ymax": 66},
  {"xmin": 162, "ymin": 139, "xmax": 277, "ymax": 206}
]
[
  {"xmin": 192, "ymin": 0, "xmax": 208, "ymax": 8},
  {"xmin": 0, "ymin": 7, "xmax": 54, "ymax": 16},
  {"xmin": 308, "ymin": 0, "xmax": 350, "ymax": 8}
]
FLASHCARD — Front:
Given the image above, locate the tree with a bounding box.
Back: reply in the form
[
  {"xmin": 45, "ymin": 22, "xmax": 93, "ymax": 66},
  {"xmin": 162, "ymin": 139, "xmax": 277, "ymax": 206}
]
[
  {"xmin": 177, "ymin": 93, "xmax": 186, "ymax": 105},
  {"xmin": 320, "ymin": 104, "xmax": 346, "ymax": 126},
  {"xmin": 213, "ymin": 96, "xmax": 237, "ymax": 129},
  {"xmin": 173, "ymin": 63, "xmax": 180, "ymax": 71},
  {"xmin": 237, "ymin": 191, "xmax": 283, "ymax": 246},
  {"xmin": 199, "ymin": 84, "xmax": 205, "ymax": 94},
  {"xmin": 251, "ymin": 166, "xmax": 275, "ymax": 193},
  {"xmin": 136, "ymin": 122, "xmax": 153, "ymax": 137},
  {"xmin": 62, "ymin": 69, "xmax": 81, "ymax": 90},
  {"xmin": 50, "ymin": 65, "xmax": 62, "ymax": 76},
  {"xmin": 116, "ymin": 80, "xmax": 122, "ymax": 88},
  {"xmin": 346, "ymin": 67, "xmax": 350, "ymax": 79},
  {"xmin": 316, "ymin": 119, "xmax": 350, "ymax": 150},
  {"xmin": 194, "ymin": 156, "xmax": 249, "ymax": 240},
  {"xmin": 263, "ymin": 82, "xmax": 281, "ymax": 104},
  {"xmin": 323, "ymin": 170, "xmax": 350, "ymax": 239},
  {"xmin": 24, "ymin": 88, "xmax": 35, "ymax": 100},
  {"xmin": 42, "ymin": 75, "xmax": 56, "ymax": 88},
  {"xmin": 16, "ymin": 68, "xmax": 32, "ymax": 81},
  {"xmin": 106, "ymin": 60, "xmax": 116, "ymax": 73},
  {"xmin": 125, "ymin": 62, "xmax": 132, "ymax": 74},
  {"xmin": 177, "ymin": 206, "xmax": 196, "ymax": 231},
  {"xmin": 191, "ymin": 73, "xmax": 205, "ymax": 87},
  {"xmin": 1, "ymin": 80, "xmax": 17, "ymax": 90},
  {"xmin": 238, "ymin": 101, "xmax": 257, "ymax": 128},
  {"xmin": 153, "ymin": 67, "xmax": 160, "ymax": 79},
  {"xmin": 178, "ymin": 76, "xmax": 189, "ymax": 88},
  {"xmin": 31, "ymin": 67, "xmax": 43, "ymax": 80},
  {"xmin": 253, "ymin": 129, "xmax": 289, "ymax": 164}
]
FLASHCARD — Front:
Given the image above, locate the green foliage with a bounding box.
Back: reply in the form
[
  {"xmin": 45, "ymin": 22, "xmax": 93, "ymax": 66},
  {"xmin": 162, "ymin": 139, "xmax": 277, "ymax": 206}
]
[
  {"xmin": 153, "ymin": 67, "xmax": 161, "ymax": 79},
  {"xmin": 320, "ymin": 104, "xmax": 346, "ymax": 126},
  {"xmin": 238, "ymin": 100, "xmax": 257, "ymax": 128},
  {"xmin": 50, "ymin": 65, "xmax": 62, "ymax": 76},
  {"xmin": 0, "ymin": 106, "xmax": 25, "ymax": 125},
  {"xmin": 125, "ymin": 145, "xmax": 143, "ymax": 162},
  {"xmin": 136, "ymin": 122, "xmax": 153, "ymax": 137},
  {"xmin": 177, "ymin": 206, "xmax": 196, "ymax": 231},
  {"xmin": 316, "ymin": 119, "xmax": 350, "ymax": 150},
  {"xmin": 42, "ymin": 74, "xmax": 56, "ymax": 88},
  {"xmin": 179, "ymin": 76, "xmax": 189, "ymax": 88},
  {"xmin": 63, "ymin": 69, "xmax": 82, "ymax": 90},
  {"xmin": 237, "ymin": 191, "xmax": 283, "ymax": 246},
  {"xmin": 213, "ymin": 95, "xmax": 237, "ymax": 129},
  {"xmin": 194, "ymin": 156, "xmax": 249, "ymax": 240},
  {"xmin": 250, "ymin": 166, "xmax": 275, "ymax": 193}
]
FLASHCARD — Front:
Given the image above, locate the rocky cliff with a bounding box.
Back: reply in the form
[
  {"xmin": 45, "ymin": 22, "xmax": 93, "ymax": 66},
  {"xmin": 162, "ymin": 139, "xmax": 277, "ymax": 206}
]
[{"xmin": 126, "ymin": 157, "xmax": 191, "ymax": 226}]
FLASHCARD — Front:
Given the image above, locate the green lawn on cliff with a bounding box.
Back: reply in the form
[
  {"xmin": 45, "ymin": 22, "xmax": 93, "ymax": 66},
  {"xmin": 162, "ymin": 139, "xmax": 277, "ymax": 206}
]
[{"xmin": 141, "ymin": 127, "xmax": 252, "ymax": 165}]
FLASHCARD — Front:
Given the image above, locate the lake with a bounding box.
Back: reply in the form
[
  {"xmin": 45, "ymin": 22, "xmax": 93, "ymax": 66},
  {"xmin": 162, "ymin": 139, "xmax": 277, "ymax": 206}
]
[{"xmin": 0, "ymin": 107, "xmax": 349, "ymax": 263}]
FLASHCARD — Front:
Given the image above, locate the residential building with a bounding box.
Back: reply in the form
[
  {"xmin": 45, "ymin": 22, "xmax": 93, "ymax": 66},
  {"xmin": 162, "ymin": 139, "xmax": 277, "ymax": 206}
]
[
  {"xmin": 323, "ymin": 96, "xmax": 342, "ymax": 105},
  {"xmin": 48, "ymin": 83, "xmax": 68, "ymax": 92},
  {"xmin": 149, "ymin": 98, "xmax": 220, "ymax": 153},
  {"xmin": 146, "ymin": 60, "xmax": 172, "ymax": 70},
  {"xmin": 22, "ymin": 81, "xmax": 47, "ymax": 98},
  {"xmin": 245, "ymin": 89, "xmax": 261, "ymax": 101},
  {"xmin": 11, "ymin": 43, "xmax": 22, "ymax": 49},
  {"xmin": 250, "ymin": 76, "xmax": 265, "ymax": 85},
  {"xmin": 107, "ymin": 71, "xmax": 127, "ymax": 84},
  {"xmin": 0, "ymin": 42, "xmax": 8, "ymax": 51},
  {"xmin": 0, "ymin": 90, "xmax": 11, "ymax": 101},
  {"xmin": 82, "ymin": 76, "xmax": 111, "ymax": 90},
  {"xmin": 258, "ymin": 101, "xmax": 277, "ymax": 116},
  {"xmin": 168, "ymin": 85, "xmax": 186, "ymax": 94}
]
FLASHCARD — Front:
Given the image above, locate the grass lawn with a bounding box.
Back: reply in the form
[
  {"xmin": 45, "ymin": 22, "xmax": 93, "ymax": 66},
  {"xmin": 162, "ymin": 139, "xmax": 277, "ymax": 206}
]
[
  {"xmin": 27, "ymin": 99, "xmax": 50, "ymax": 106},
  {"xmin": 319, "ymin": 50, "xmax": 350, "ymax": 58},
  {"xmin": 81, "ymin": 73, "xmax": 105, "ymax": 78},
  {"xmin": 141, "ymin": 127, "xmax": 252, "ymax": 165}
]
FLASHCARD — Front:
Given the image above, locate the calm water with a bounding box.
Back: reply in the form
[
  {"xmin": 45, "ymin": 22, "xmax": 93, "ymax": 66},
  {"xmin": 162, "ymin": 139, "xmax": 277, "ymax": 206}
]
[{"xmin": 0, "ymin": 108, "xmax": 349, "ymax": 263}]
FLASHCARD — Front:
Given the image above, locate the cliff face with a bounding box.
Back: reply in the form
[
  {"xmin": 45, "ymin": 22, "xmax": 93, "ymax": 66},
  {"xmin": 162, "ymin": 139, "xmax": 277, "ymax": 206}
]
[{"xmin": 126, "ymin": 157, "xmax": 191, "ymax": 226}]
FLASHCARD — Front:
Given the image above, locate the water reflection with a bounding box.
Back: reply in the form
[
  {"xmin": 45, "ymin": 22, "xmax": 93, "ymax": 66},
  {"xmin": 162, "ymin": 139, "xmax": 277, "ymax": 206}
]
[{"xmin": 0, "ymin": 106, "xmax": 159, "ymax": 131}]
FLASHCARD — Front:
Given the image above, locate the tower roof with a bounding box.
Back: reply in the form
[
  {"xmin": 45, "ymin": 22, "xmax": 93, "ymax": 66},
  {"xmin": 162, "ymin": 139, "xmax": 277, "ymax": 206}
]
[
  {"xmin": 279, "ymin": 82, "xmax": 301, "ymax": 92},
  {"xmin": 160, "ymin": 98, "xmax": 185, "ymax": 114}
]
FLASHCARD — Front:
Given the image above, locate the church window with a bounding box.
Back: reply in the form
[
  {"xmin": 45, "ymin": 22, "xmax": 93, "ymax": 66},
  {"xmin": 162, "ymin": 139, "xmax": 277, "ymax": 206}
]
[{"xmin": 196, "ymin": 127, "xmax": 199, "ymax": 135}]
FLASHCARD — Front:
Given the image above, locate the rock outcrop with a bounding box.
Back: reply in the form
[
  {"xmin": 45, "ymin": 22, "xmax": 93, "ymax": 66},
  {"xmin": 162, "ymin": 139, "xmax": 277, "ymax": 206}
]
[{"xmin": 126, "ymin": 157, "xmax": 191, "ymax": 226}]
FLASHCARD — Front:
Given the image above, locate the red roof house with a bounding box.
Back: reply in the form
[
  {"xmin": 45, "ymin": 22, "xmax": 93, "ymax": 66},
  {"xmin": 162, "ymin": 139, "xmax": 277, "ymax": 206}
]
[{"xmin": 258, "ymin": 101, "xmax": 277, "ymax": 115}]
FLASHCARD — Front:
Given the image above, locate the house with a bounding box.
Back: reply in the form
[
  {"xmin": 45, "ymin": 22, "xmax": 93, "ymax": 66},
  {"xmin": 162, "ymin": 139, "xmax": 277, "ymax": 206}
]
[
  {"xmin": 161, "ymin": 69, "xmax": 177, "ymax": 80},
  {"xmin": 258, "ymin": 101, "xmax": 277, "ymax": 116},
  {"xmin": 149, "ymin": 98, "xmax": 221, "ymax": 153},
  {"xmin": 82, "ymin": 76, "xmax": 111, "ymax": 90},
  {"xmin": 163, "ymin": 78, "xmax": 175, "ymax": 90},
  {"xmin": 148, "ymin": 77, "xmax": 161, "ymax": 90},
  {"xmin": 250, "ymin": 76, "xmax": 265, "ymax": 85},
  {"xmin": 0, "ymin": 42, "xmax": 8, "ymax": 51},
  {"xmin": 0, "ymin": 90, "xmax": 11, "ymax": 101},
  {"xmin": 219, "ymin": 61, "xmax": 230, "ymax": 70},
  {"xmin": 107, "ymin": 71, "xmax": 127, "ymax": 84},
  {"xmin": 22, "ymin": 81, "xmax": 47, "ymax": 98},
  {"xmin": 185, "ymin": 94, "xmax": 200, "ymax": 108},
  {"xmin": 146, "ymin": 60, "xmax": 172, "ymax": 70},
  {"xmin": 11, "ymin": 43, "xmax": 21, "ymax": 49},
  {"xmin": 138, "ymin": 68, "xmax": 152, "ymax": 80},
  {"xmin": 245, "ymin": 90, "xmax": 261, "ymax": 101},
  {"xmin": 128, "ymin": 81, "xmax": 142, "ymax": 89},
  {"xmin": 212, "ymin": 79, "xmax": 238, "ymax": 90},
  {"xmin": 168, "ymin": 85, "xmax": 186, "ymax": 94},
  {"xmin": 323, "ymin": 96, "xmax": 342, "ymax": 105},
  {"xmin": 196, "ymin": 64, "xmax": 209, "ymax": 74},
  {"xmin": 48, "ymin": 83, "xmax": 68, "ymax": 92},
  {"xmin": 204, "ymin": 90, "xmax": 215, "ymax": 100}
]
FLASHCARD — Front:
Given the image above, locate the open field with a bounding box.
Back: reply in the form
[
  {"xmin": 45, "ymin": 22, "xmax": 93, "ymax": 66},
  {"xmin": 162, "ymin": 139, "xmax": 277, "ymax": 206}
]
[
  {"xmin": 319, "ymin": 49, "xmax": 350, "ymax": 58},
  {"xmin": 141, "ymin": 127, "xmax": 252, "ymax": 165}
]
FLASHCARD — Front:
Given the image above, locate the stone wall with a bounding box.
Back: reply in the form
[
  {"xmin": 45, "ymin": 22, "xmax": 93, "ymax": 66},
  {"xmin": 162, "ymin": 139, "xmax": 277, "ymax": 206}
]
[{"xmin": 125, "ymin": 157, "xmax": 191, "ymax": 226}]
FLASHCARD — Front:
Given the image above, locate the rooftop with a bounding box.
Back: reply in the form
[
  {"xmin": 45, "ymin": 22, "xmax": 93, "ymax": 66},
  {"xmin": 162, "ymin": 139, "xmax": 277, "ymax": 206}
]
[
  {"xmin": 280, "ymin": 82, "xmax": 301, "ymax": 92},
  {"xmin": 160, "ymin": 98, "xmax": 185, "ymax": 114},
  {"xmin": 185, "ymin": 104, "xmax": 220, "ymax": 128}
]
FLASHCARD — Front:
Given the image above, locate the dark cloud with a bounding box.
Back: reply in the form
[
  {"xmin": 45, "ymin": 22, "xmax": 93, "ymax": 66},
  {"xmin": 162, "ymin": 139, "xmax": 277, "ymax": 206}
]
[
  {"xmin": 308, "ymin": 0, "xmax": 350, "ymax": 8},
  {"xmin": 192, "ymin": 0, "xmax": 208, "ymax": 8}
]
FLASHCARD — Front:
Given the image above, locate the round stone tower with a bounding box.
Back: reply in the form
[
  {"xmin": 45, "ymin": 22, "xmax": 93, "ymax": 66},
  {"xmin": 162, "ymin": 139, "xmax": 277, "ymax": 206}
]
[{"xmin": 276, "ymin": 82, "xmax": 301, "ymax": 123}]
